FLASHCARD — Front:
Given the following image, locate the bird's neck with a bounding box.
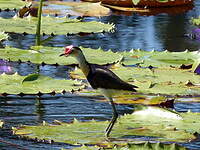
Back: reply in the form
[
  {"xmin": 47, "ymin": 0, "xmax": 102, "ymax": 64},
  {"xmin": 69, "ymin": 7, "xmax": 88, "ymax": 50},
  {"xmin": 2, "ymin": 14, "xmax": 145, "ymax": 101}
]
[{"xmin": 75, "ymin": 53, "xmax": 90, "ymax": 77}]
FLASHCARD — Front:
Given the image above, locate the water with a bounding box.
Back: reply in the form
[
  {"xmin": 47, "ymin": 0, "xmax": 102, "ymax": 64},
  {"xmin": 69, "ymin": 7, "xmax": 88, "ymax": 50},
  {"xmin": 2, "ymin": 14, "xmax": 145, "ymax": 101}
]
[
  {"xmin": 1, "ymin": 0, "xmax": 200, "ymax": 149},
  {"xmin": 2, "ymin": 1, "xmax": 200, "ymax": 52}
]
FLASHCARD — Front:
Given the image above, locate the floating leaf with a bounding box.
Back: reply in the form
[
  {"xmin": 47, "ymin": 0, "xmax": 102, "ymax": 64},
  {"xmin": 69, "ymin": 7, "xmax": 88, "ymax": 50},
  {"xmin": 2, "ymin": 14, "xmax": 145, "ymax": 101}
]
[
  {"xmin": 14, "ymin": 106, "xmax": 199, "ymax": 146},
  {"xmin": 78, "ymin": 88, "xmax": 171, "ymax": 106},
  {"xmin": 70, "ymin": 65, "xmax": 200, "ymax": 96},
  {"xmin": 0, "ymin": 16, "xmax": 114, "ymax": 35},
  {"xmin": 114, "ymin": 95, "xmax": 168, "ymax": 105},
  {"xmin": 191, "ymin": 17, "xmax": 200, "ymax": 26},
  {"xmin": 0, "ymin": 46, "xmax": 198, "ymax": 68},
  {"xmin": 104, "ymin": 4, "xmax": 193, "ymax": 16},
  {"xmin": 0, "ymin": 0, "xmax": 30, "ymax": 9},
  {"xmin": 113, "ymin": 67, "xmax": 200, "ymax": 95},
  {"xmin": 0, "ymin": 32, "xmax": 8, "ymax": 41},
  {"xmin": 102, "ymin": 4, "xmax": 149, "ymax": 13},
  {"xmin": 71, "ymin": 145, "xmax": 100, "ymax": 150},
  {"xmin": 132, "ymin": 0, "xmax": 141, "ymax": 5},
  {"xmin": 72, "ymin": 2, "xmax": 111, "ymax": 17},
  {"xmin": 0, "ymin": 46, "xmax": 122, "ymax": 65},
  {"xmin": 43, "ymin": 1, "xmax": 111, "ymax": 17},
  {"xmin": 72, "ymin": 142, "xmax": 186, "ymax": 150},
  {"xmin": 0, "ymin": 73, "xmax": 83, "ymax": 95},
  {"xmin": 120, "ymin": 50, "xmax": 197, "ymax": 67},
  {"xmin": 22, "ymin": 73, "xmax": 40, "ymax": 83}
]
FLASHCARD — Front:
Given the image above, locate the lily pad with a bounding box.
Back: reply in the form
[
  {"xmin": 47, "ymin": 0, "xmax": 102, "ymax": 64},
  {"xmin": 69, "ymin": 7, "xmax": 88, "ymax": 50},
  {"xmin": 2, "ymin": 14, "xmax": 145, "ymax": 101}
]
[
  {"xmin": 70, "ymin": 65, "xmax": 200, "ymax": 96},
  {"xmin": 191, "ymin": 17, "xmax": 200, "ymax": 26},
  {"xmin": 13, "ymin": 106, "xmax": 199, "ymax": 146},
  {"xmin": 114, "ymin": 95, "xmax": 169, "ymax": 105},
  {"xmin": 0, "ymin": 46, "xmax": 198, "ymax": 68},
  {"xmin": 132, "ymin": 0, "xmax": 141, "ymax": 5},
  {"xmin": 0, "ymin": 0, "xmax": 30, "ymax": 10},
  {"xmin": 42, "ymin": 1, "xmax": 111, "ymax": 17},
  {"xmin": 120, "ymin": 49, "xmax": 197, "ymax": 67},
  {"xmin": 0, "ymin": 46, "xmax": 121, "ymax": 65},
  {"xmin": 77, "ymin": 88, "xmax": 171, "ymax": 106},
  {"xmin": 72, "ymin": 142, "xmax": 186, "ymax": 150},
  {"xmin": 102, "ymin": 4, "xmax": 149, "ymax": 13},
  {"xmin": 0, "ymin": 32, "xmax": 8, "ymax": 41},
  {"xmin": 103, "ymin": 4, "xmax": 193, "ymax": 16},
  {"xmin": 108, "ymin": 67, "xmax": 200, "ymax": 95},
  {"xmin": 0, "ymin": 16, "xmax": 114, "ymax": 35},
  {"xmin": 0, "ymin": 73, "xmax": 83, "ymax": 95}
]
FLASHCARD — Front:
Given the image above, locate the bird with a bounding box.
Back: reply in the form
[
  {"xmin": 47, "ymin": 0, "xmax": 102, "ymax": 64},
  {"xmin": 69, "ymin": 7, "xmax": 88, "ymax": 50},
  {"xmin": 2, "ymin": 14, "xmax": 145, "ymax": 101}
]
[{"xmin": 60, "ymin": 45, "xmax": 138, "ymax": 137}]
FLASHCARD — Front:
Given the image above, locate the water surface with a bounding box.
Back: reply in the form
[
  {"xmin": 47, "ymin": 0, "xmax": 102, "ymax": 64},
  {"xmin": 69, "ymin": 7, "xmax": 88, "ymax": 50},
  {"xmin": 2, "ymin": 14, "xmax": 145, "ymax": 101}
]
[{"xmin": 1, "ymin": 0, "xmax": 200, "ymax": 149}]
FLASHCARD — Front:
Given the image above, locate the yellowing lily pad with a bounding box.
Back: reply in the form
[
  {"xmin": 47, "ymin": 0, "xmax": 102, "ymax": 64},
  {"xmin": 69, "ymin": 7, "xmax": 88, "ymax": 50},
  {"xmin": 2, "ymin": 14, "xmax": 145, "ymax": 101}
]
[
  {"xmin": 0, "ymin": 0, "xmax": 30, "ymax": 9},
  {"xmin": 113, "ymin": 94, "xmax": 168, "ymax": 105},
  {"xmin": 42, "ymin": 1, "xmax": 111, "ymax": 17},
  {"xmin": 14, "ymin": 106, "xmax": 199, "ymax": 146},
  {"xmin": 0, "ymin": 16, "xmax": 114, "ymax": 35},
  {"xmin": 0, "ymin": 73, "xmax": 83, "ymax": 95},
  {"xmin": 0, "ymin": 32, "xmax": 8, "ymax": 41}
]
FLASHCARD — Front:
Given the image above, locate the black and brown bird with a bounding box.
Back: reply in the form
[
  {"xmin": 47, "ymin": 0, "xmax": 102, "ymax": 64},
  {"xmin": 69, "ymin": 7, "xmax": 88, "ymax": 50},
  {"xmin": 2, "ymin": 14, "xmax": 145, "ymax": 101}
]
[{"xmin": 60, "ymin": 45, "xmax": 138, "ymax": 137}]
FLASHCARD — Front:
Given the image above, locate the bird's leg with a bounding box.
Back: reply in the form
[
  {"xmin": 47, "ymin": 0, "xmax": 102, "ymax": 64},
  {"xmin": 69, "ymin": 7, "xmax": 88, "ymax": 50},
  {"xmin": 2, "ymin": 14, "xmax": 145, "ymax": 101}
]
[{"xmin": 105, "ymin": 97, "xmax": 118, "ymax": 137}]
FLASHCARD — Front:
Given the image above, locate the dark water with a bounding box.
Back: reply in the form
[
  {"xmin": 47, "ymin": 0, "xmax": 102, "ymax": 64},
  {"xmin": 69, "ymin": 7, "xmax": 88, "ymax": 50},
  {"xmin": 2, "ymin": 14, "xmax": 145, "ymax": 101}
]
[{"xmin": 1, "ymin": 0, "xmax": 200, "ymax": 149}]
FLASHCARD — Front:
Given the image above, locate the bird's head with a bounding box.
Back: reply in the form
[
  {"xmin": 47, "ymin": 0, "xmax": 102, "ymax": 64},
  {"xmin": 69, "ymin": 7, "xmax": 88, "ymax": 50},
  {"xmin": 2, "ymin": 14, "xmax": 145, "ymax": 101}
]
[{"xmin": 59, "ymin": 45, "xmax": 82, "ymax": 57}]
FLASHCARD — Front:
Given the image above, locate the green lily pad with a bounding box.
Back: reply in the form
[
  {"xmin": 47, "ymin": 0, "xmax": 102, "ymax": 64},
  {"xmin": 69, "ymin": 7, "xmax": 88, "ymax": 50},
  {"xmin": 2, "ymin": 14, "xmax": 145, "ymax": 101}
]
[
  {"xmin": 132, "ymin": 0, "xmax": 141, "ymax": 5},
  {"xmin": 0, "ymin": 32, "xmax": 8, "ymax": 41},
  {"xmin": 120, "ymin": 50, "xmax": 197, "ymax": 67},
  {"xmin": 0, "ymin": 73, "xmax": 83, "ymax": 95},
  {"xmin": 13, "ymin": 106, "xmax": 199, "ymax": 146},
  {"xmin": 0, "ymin": 16, "xmax": 114, "ymax": 35},
  {"xmin": 0, "ymin": 0, "xmax": 30, "ymax": 9},
  {"xmin": 0, "ymin": 46, "xmax": 122, "ymax": 65},
  {"xmin": 191, "ymin": 17, "xmax": 200, "ymax": 26},
  {"xmin": 112, "ymin": 67, "xmax": 200, "ymax": 95},
  {"xmin": 0, "ymin": 46, "xmax": 198, "ymax": 68},
  {"xmin": 70, "ymin": 65, "xmax": 200, "ymax": 96},
  {"xmin": 72, "ymin": 142, "xmax": 186, "ymax": 150}
]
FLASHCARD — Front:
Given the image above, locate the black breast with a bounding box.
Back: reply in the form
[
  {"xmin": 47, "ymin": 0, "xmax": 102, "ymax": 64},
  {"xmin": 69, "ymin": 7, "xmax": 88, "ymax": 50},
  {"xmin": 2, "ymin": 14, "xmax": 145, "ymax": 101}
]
[{"xmin": 86, "ymin": 64, "xmax": 137, "ymax": 92}]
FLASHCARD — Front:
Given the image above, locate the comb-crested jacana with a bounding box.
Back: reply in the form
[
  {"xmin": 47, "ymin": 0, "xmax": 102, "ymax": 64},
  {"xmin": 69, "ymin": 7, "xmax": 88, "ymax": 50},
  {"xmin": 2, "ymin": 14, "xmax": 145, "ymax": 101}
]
[{"xmin": 60, "ymin": 45, "xmax": 137, "ymax": 137}]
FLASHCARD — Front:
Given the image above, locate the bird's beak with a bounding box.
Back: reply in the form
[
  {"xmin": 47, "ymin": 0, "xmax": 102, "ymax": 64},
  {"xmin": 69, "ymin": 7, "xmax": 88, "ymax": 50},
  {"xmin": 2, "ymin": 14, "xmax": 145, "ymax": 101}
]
[{"xmin": 59, "ymin": 53, "xmax": 65, "ymax": 57}]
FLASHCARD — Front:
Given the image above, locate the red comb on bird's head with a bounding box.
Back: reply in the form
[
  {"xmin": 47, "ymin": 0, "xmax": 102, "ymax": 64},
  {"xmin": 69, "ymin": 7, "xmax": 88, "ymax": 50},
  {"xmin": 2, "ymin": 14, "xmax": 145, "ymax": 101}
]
[
  {"xmin": 59, "ymin": 45, "xmax": 74, "ymax": 57},
  {"xmin": 64, "ymin": 45, "xmax": 74, "ymax": 55}
]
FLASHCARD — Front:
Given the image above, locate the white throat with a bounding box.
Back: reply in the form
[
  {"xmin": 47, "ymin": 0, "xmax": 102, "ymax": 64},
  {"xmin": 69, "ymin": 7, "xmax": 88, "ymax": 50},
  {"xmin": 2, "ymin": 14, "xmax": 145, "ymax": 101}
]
[{"xmin": 75, "ymin": 52, "xmax": 90, "ymax": 76}]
